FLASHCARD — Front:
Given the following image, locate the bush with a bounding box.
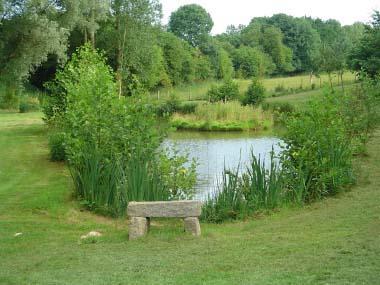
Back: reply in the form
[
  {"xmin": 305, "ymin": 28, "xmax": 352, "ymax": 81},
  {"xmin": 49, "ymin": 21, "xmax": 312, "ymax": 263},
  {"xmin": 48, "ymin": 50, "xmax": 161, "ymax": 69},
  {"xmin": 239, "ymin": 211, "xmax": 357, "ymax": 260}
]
[
  {"xmin": 207, "ymin": 80, "xmax": 240, "ymax": 103},
  {"xmin": 19, "ymin": 96, "xmax": 40, "ymax": 113},
  {"xmin": 177, "ymin": 102, "xmax": 198, "ymax": 114},
  {"xmin": 48, "ymin": 132, "xmax": 66, "ymax": 162},
  {"xmin": 280, "ymin": 91, "xmax": 355, "ymax": 202},
  {"xmin": 242, "ymin": 78, "xmax": 265, "ymax": 106},
  {"xmin": 262, "ymin": 102, "xmax": 295, "ymax": 114},
  {"xmin": 155, "ymin": 94, "xmax": 180, "ymax": 117},
  {"xmin": 49, "ymin": 44, "xmax": 196, "ymax": 216}
]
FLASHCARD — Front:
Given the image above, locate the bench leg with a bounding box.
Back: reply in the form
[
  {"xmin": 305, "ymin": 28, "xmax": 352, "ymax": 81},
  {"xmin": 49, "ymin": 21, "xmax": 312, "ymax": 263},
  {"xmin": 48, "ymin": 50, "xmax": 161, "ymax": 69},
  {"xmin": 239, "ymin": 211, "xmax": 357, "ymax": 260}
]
[
  {"xmin": 184, "ymin": 217, "xmax": 201, "ymax": 236},
  {"xmin": 129, "ymin": 217, "xmax": 148, "ymax": 240}
]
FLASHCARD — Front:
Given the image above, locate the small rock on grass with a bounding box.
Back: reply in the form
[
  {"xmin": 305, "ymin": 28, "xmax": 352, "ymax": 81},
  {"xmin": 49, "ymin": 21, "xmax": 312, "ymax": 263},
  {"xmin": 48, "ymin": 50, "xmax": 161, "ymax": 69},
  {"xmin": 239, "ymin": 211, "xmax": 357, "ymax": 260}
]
[
  {"xmin": 80, "ymin": 231, "xmax": 102, "ymax": 240},
  {"xmin": 14, "ymin": 233, "xmax": 23, "ymax": 237}
]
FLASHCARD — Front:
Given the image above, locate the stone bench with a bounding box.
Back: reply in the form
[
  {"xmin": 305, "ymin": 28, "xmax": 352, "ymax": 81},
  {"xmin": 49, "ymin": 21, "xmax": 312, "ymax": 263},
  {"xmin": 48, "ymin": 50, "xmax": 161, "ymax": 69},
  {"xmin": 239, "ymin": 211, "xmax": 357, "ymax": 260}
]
[{"xmin": 127, "ymin": 201, "xmax": 202, "ymax": 240}]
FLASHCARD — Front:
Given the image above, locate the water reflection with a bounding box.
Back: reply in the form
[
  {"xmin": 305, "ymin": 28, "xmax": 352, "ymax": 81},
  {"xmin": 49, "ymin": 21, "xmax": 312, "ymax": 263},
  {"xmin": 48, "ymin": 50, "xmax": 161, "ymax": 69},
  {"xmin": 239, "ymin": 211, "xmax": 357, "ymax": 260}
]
[{"xmin": 163, "ymin": 131, "xmax": 282, "ymax": 200}]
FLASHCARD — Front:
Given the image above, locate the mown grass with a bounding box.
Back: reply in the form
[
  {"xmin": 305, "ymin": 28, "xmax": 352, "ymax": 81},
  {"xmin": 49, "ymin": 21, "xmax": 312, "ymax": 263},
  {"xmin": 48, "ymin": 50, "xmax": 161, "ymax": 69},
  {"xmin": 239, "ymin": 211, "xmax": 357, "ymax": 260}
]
[
  {"xmin": 0, "ymin": 111, "xmax": 379, "ymax": 284},
  {"xmin": 154, "ymin": 72, "xmax": 356, "ymax": 102}
]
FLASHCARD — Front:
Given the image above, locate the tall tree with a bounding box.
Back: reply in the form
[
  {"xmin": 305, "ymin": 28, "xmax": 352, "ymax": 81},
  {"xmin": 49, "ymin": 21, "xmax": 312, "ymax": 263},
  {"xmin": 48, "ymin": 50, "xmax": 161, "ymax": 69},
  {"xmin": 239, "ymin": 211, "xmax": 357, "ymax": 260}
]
[
  {"xmin": 349, "ymin": 11, "xmax": 380, "ymax": 78},
  {"xmin": 0, "ymin": 0, "xmax": 69, "ymax": 104},
  {"xmin": 97, "ymin": 0, "xmax": 162, "ymax": 96},
  {"xmin": 168, "ymin": 4, "xmax": 213, "ymax": 47}
]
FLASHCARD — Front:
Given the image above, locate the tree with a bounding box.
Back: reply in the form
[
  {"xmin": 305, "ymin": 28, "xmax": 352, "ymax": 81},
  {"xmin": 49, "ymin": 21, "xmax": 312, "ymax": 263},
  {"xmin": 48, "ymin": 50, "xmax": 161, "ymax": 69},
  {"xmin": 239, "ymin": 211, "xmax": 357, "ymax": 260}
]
[
  {"xmin": 242, "ymin": 78, "xmax": 265, "ymax": 106},
  {"xmin": 265, "ymin": 14, "xmax": 321, "ymax": 73},
  {"xmin": 158, "ymin": 31, "xmax": 196, "ymax": 85},
  {"xmin": 349, "ymin": 11, "xmax": 380, "ymax": 78},
  {"xmin": 0, "ymin": 0, "xmax": 69, "ymax": 106},
  {"xmin": 260, "ymin": 25, "xmax": 294, "ymax": 73},
  {"xmin": 232, "ymin": 46, "xmax": 275, "ymax": 78},
  {"xmin": 200, "ymin": 38, "xmax": 233, "ymax": 80},
  {"xmin": 96, "ymin": 0, "xmax": 162, "ymax": 96},
  {"xmin": 75, "ymin": 0, "xmax": 111, "ymax": 46},
  {"xmin": 314, "ymin": 19, "xmax": 350, "ymax": 89},
  {"xmin": 168, "ymin": 4, "xmax": 213, "ymax": 47}
]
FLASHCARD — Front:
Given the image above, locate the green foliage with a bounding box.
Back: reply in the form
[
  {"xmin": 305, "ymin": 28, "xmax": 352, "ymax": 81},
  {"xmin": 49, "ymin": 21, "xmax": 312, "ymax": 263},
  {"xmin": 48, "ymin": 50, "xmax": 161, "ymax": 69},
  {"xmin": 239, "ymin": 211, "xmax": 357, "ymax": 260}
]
[
  {"xmin": 158, "ymin": 148, "xmax": 198, "ymax": 199},
  {"xmin": 49, "ymin": 44, "xmax": 196, "ymax": 216},
  {"xmin": 232, "ymin": 46, "xmax": 275, "ymax": 78},
  {"xmin": 201, "ymin": 150, "xmax": 283, "ymax": 223},
  {"xmin": 158, "ymin": 32, "xmax": 197, "ymax": 86},
  {"xmin": 242, "ymin": 78, "xmax": 265, "ymax": 106},
  {"xmin": 242, "ymin": 151, "xmax": 283, "ymax": 210},
  {"xmin": 201, "ymin": 168, "xmax": 248, "ymax": 223},
  {"xmin": 280, "ymin": 91, "xmax": 355, "ymax": 202},
  {"xmin": 48, "ymin": 132, "xmax": 66, "ymax": 162},
  {"xmin": 18, "ymin": 96, "xmax": 40, "ymax": 113},
  {"xmin": 168, "ymin": 4, "xmax": 213, "ymax": 47},
  {"xmin": 0, "ymin": 1, "xmax": 68, "ymax": 91},
  {"xmin": 207, "ymin": 80, "xmax": 240, "ymax": 102},
  {"xmin": 349, "ymin": 11, "xmax": 380, "ymax": 78}
]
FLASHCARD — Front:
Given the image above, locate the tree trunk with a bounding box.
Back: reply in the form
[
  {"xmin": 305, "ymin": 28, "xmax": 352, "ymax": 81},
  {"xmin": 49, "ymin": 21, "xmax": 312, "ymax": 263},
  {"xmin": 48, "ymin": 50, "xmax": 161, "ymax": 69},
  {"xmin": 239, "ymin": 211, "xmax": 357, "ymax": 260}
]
[
  {"xmin": 340, "ymin": 71, "xmax": 344, "ymax": 92},
  {"xmin": 90, "ymin": 9, "xmax": 96, "ymax": 47},
  {"xmin": 328, "ymin": 73, "xmax": 333, "ymax": 90}
]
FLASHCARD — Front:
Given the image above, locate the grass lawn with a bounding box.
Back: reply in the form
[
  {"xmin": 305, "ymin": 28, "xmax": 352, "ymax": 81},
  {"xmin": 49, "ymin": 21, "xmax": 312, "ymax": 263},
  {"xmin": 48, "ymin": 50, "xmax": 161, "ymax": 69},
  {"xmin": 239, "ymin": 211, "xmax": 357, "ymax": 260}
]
[{"xmin": 0, "ymin": 111, "xmax": 379, "ymax": 284}]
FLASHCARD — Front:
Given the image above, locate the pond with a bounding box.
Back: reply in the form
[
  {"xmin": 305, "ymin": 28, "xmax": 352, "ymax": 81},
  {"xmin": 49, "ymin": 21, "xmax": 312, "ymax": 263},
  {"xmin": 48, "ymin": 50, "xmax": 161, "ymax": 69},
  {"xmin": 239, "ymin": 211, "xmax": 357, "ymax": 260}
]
[{"xmin": 164, "ymin": 131, "xmax": 283, "ymax": 200}]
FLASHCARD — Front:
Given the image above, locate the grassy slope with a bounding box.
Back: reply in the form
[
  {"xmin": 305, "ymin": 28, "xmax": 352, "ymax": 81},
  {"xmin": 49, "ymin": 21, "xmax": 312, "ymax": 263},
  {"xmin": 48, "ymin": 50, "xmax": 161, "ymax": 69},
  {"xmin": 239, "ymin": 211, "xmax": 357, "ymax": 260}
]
[
  {"xmin": 0, "ymin": 110, "xmax": 379, "ymax": 284},
  {"xmin": 155, "ymin": 72, "xmax": 356, "ymax": 102}
]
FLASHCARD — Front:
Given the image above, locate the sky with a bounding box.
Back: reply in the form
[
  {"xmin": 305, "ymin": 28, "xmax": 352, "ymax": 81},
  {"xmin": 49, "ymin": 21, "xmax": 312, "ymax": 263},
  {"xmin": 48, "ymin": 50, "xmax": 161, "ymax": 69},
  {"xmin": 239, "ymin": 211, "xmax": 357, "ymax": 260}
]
[{"xmin": 160, "ymin": 0, "xmax": 380, "ymax": 34}]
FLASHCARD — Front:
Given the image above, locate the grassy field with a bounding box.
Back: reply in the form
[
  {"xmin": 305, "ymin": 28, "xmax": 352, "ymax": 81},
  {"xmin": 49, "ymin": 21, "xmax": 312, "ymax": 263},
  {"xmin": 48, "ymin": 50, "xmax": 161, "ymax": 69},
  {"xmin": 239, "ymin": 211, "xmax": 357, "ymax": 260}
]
[
  {"xmin": 154, "ymin": 72, "xmax": 356, "ymax": 102},
  {"xmin": 0, "ymin": 110, "xmax": 379, "ymax": 284}
]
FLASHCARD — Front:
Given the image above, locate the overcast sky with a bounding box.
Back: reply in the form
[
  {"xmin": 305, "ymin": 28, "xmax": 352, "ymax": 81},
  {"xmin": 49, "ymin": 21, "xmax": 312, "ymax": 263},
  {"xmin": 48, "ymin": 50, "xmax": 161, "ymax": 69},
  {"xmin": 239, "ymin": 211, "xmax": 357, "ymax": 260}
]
[{"xmin": 161, "ymin": 0, "xmax": 380, "ymax": 34}]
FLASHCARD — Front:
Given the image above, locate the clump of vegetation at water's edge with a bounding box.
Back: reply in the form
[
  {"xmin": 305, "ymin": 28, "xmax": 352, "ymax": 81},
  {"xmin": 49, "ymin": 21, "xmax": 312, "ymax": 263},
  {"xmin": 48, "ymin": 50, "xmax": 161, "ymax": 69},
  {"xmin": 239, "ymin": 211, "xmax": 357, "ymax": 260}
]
[
  {"xmin": 171, "ymin": 101, "xmax": 273, "ymax": 131},
  {"xmin": 43, "ymin": 45, "xmax": 197, "ymax": 216}
]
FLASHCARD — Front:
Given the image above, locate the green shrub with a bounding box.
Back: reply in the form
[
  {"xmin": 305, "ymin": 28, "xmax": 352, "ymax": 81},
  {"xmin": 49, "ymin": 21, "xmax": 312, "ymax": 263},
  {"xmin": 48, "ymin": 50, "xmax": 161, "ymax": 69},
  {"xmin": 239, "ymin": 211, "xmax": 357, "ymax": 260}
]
[
  {"xmin": 177, "ymin": 102, "xmax": 198, "ymax": 114},
  {"xmin": 49, "ymin": 44, "xmax": 196, "ymax": 216},
  {"xmin": 48, "ymin": 132, "xmax": 66, "ymax": 162},
  {"xmin": 19, "ymin": 96, "xmax": 40, "ymax": 113},
  {"xmin": 280, "ymin": 91, "xmax": 355, "ymax": 202},
  {"xmin": 242, "ymin": 78, "xmax": 265, "ymax": 106},
  {"xmin": 207, "ymin": 80, "xmax": 240, "ymax": 103}
]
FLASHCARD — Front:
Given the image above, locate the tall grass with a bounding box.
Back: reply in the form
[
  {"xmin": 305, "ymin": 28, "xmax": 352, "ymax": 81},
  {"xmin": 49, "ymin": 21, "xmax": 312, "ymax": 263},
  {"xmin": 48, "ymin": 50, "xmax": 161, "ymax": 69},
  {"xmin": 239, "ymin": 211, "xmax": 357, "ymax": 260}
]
[
  {"xmin": 201, "ymin": 168, "xmax": 248, "ymax": 223},
  {"xmin": 242, "ymin": 150, "xmax": 283, "ymax": 210},
  {"xmin": 172, "ymin": 101, "xmax": 273, "ymax": 131},
  {"xmin": 69, "ymin": 147, "xmax": 169, "ymax": 216},
  {"xmin": 201, "ymin": 150, "xmax": 283, "ymax": 223}
]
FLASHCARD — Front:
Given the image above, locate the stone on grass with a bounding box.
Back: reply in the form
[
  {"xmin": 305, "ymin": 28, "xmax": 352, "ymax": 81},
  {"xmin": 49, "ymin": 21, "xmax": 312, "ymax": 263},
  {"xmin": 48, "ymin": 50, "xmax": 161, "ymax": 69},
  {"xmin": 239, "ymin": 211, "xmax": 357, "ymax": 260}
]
[{"xmin": 80, "ymin": 231, "xmax": 102, "ymax": 239}]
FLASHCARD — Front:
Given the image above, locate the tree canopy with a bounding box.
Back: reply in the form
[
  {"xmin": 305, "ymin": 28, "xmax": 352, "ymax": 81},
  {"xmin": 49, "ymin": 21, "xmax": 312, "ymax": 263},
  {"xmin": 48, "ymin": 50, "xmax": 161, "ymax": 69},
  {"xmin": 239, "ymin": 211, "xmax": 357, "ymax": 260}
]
[{"xmin": 168, "ymin": 4, "xmax": 213, "ymax": 47}]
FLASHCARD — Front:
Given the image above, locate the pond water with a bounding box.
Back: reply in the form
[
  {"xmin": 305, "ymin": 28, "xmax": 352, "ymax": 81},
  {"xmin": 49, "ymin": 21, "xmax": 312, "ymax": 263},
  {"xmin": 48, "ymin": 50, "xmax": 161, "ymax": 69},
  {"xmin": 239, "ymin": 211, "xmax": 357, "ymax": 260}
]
[{"xmin": 163, "ymin": 131, "xmax": 282, "ymax": 200}]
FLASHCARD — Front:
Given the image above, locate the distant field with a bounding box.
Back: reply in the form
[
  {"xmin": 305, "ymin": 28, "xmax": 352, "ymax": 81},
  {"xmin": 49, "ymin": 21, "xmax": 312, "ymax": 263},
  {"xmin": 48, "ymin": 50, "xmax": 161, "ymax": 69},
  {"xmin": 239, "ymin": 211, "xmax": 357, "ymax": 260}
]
[
  {"xmin": 153, "ymin": 72, "xmax": 356, "ymax": 102},
  {"xmin": 266, "ymin": 83, "xmax": 359, "ymax": 108}
]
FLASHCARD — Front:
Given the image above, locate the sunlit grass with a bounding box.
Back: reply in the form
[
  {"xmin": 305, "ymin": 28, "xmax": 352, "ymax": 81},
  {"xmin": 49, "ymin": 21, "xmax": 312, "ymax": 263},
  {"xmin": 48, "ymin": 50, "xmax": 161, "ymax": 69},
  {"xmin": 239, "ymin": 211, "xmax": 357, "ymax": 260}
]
[{"xmin": 153, "ymin": 72, "xmax": 356, "ymax": 102}]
